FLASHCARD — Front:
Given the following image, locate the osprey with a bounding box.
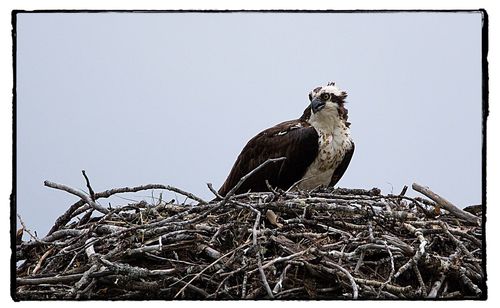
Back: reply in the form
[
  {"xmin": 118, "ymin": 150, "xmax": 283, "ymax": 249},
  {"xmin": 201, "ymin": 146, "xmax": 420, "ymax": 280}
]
[{"xmin": 218, "ymin": 82, "xmax": 354, "ymax": 196}]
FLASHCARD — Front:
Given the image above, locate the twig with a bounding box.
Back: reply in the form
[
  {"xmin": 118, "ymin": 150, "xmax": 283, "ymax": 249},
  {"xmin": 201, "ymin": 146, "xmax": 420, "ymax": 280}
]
[
  {"xmin": 354, "ymin": 250, "xmax": 365, "ymax": 274},
  {"xmin": 17, "ymin": 271, "xmax": 113, "ymax": 286},
  {"xmin": 399, "ymin": 185, "xmax": 408, "ymax": 196},
  {"xmin": 17, "ymin": 214, "xmax": 40, "ymax": 242},
  {"xmin": 321, "ymin": 260, "xmax": 359, "ymax": 299},
  {"xmin": 100, "ymin": 183, "xmax": 207, "ymax": 204},
  {"xmin": 46, "ymin": 200, "xmax": 89, "ymax": 235},
  {"xmin": 163, "ymin": 184, "xmax": 207, "ymax": 204},
  {"xmin": 173, "ymin": 242, "xmax": 250, "ymax": 298},
  {"xmin": 256, "ymin": 249, "xmax": 274, "ymax": 298},
  {"xmin": 207, "ymin": 183, "xmax": 223, "ymax": 199},
  {"xmin": 221, "ymin": 157, "xmax": 286, "ymax": 202},
  {"xmin": 70, "ymin": 263, "xmax": 100, "ymax": 297},
  {"xmin": 273, "ymin": 264, "xmax": 291, "ymax": 294},
  {"xmin": 261, "ymin": 250, "xmax": 308, "ymax": 273},
  {"xmin": 412, "ymin": 183, "xmax": 480, "ymax": 225},
  {"xmin": 377, "ymin": 241, "xmax": 395, "ymax": 296},
  {"xmin": 413, "ymin": 264, "xmax": 427, "ymax": 296},
  {"xmin": 47, "ymin": 182, "xmax": 208, "ymax": 236},
  {"xmin": 16, "ymin": 178, "xmax": 484, "ymax": 300},
  {"xmin": 243, "ymin": 202, "xmax": 274, "ymax": 298},
  {"xmin": 438, "ymin": 221, "xmax": 483, "ymax": 276},
  {"xmin": 459, "ymin": 267, "xmax": 482, "ymax": 296},
  {"xmin": 99, "ymin": 258, "xmax": 176, "ymax": 278},
  {"xmin": 427, "ymin": 272, "xmax": 446, "ymax": 298},
  {"xmin": 44, "ymin": 180, "xmax": 109, "ymax": 214},
  {"xmin": 265, "ymin": 179, "xmax": 280, "ymax": 196},
  {"xmin": 394, "ymin": 223, "xmax": 427, "ymax": 279},
  {"xmin": 81, "ymin": 170, "xmax": 96, "ymax": 202},
  {"xmin": 241, "ymin": 257, "xmax": 249, "ymax": 299},
  {"xmin": 336, "ymin": 269, "xmax": 359, "ymax": 299},
  {"xmin": 352, "ymin": 276, "xmax": 412, "ymax": 295},
  {"xmin": 32, "ymin": 247, "xmax": 54, "ymax": 275},
  {"xmin": 170, "ymin": 277, "xmax": 209, "ymax": 298},
  {"xmin": 285, "ymin": 175, "xmax": 313, "ymax": 193}
]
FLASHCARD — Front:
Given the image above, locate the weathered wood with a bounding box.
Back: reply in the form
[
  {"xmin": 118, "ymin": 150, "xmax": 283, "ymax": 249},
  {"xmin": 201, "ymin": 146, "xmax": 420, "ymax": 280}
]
[
  {"xmin": 15, "ymin": 179, "xmax": 484, "ymax": 300},
  {"xmin": 412, "ymin": 183, "xmax": 481, "ymax": 225}
]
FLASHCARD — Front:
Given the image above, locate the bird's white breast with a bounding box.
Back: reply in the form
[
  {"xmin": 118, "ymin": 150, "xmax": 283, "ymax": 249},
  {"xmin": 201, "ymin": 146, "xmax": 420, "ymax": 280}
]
[{"xmin": 298, "ymin": 122, "xmax": 352, "ymax": 190}]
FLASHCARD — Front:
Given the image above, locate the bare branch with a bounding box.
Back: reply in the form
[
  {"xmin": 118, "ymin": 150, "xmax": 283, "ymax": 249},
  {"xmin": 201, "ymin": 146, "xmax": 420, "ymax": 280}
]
[
  {"xmin": 44, "ymin": 180, "xmax": 109, "ymax": 214},
  {"xmin": 16, "ymin": 179, "xmax": 484, "ymax": 300},
  {"xmin": 412, "ymin": 183, "xmax": 480, "ymax": 225},
  {"xmin": 81, "ymin": 170, "xmax": 96, "ymax": 202}
]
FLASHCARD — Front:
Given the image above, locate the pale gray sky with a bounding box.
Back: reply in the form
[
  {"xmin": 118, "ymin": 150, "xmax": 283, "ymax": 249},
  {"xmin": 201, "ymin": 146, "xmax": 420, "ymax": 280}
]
[{"xmin": 16, "ymin": 12, "xmax": 483, "ymax": 236}]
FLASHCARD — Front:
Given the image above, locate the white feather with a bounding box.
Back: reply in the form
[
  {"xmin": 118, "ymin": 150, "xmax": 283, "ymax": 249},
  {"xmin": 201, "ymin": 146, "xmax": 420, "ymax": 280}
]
[{"xmin": 298, "ymin": 83, "xmax": 352, "ymax": 189}]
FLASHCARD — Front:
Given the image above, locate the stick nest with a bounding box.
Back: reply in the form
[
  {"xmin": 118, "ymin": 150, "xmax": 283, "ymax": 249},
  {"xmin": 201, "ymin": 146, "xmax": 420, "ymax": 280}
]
[{"xmin": 16, "ymin": 183, "xmax": 484, "ymax": 300}]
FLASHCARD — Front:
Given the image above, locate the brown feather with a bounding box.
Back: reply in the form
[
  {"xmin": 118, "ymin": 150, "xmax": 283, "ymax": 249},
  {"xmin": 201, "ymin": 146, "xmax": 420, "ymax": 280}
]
[
  {"xmin": 329, "ymin": 142, "xmax": 355, "ymax": 187},
  {"xmin": 218, "ymin": 118, "xmax": 319, "ymax": 196}
]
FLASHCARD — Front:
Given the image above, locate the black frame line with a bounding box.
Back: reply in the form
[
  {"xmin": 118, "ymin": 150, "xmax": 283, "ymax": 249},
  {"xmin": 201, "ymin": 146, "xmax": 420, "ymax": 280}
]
[{"xmin": 10, "ymin": 9, "xmax": 488, "ymax": 301}]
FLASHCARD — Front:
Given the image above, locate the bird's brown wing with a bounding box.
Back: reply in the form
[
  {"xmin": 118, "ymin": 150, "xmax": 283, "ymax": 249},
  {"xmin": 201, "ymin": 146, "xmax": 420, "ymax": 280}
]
[
  {"xmin": 329, "ymin": 141, "xmax": 355, "ymax": 187},
  {"xmin": 218, "ymin": 120, "xmax": 319, "ymax": 196}
]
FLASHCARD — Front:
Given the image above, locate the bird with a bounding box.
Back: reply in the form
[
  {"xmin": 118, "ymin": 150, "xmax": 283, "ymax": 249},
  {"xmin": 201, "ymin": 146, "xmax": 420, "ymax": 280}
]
[{"xmin": 218, "ymin": 81, "xmax": 354, "ymax": 196}]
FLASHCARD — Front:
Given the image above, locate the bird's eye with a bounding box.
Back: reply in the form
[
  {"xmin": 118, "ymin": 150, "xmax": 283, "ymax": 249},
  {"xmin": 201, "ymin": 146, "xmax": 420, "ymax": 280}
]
[{"xmin": 320, "ymin": 93, "xmax": 331, "ymax": 101}]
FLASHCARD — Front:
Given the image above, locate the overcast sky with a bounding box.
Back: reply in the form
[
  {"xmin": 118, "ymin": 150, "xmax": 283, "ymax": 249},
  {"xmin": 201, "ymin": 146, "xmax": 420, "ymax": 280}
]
[{"xmin": 16, "ymin": 11, "xmax": 483, "ymax": 236}]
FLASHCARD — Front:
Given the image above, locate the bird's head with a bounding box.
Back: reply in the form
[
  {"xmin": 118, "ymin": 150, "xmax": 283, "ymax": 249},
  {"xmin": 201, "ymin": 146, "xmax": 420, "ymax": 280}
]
[
  {"xmin": 301, "ymin": 81, "xmax": 349, "ymax": 129},
  {"xmin": 308, "ymin": 81, "xmax": 348, "ymax": 115}
]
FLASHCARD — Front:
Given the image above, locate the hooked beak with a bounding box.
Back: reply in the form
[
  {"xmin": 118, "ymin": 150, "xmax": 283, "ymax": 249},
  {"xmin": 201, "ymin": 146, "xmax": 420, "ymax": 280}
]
[{"xmin": 311, "ymin": 98, "xmax": 325, "ymax": 113}]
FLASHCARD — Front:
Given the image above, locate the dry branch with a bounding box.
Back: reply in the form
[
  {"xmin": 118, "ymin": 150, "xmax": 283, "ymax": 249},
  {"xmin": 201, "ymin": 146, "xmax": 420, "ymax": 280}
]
[
  {"xmin": 16, "ymin": 178, "xmax": 485, "ymax": 300},
  {"xmin": 412, "ymin": 183, "xmax": 481, "ymax": 225}
]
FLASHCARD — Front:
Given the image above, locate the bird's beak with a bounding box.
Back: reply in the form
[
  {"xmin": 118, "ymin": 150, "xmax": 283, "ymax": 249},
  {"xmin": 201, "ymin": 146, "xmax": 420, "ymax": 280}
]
[{"xmin": 311, "ymin": 98, "xmax": 325, "ymax": 113}]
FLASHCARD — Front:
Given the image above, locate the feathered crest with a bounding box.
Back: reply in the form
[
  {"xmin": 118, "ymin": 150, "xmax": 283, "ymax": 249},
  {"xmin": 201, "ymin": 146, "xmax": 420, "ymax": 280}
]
[{"xmin": 327, "ymin": 81, "xmax": 336, "ymax": 86}]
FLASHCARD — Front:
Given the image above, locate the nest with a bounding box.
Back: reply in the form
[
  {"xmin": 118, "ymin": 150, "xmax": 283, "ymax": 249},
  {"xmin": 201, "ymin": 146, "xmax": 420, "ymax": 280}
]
[{"xmin": 15, "ymin": 177, "xmax": 485, "ymax": 300}]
